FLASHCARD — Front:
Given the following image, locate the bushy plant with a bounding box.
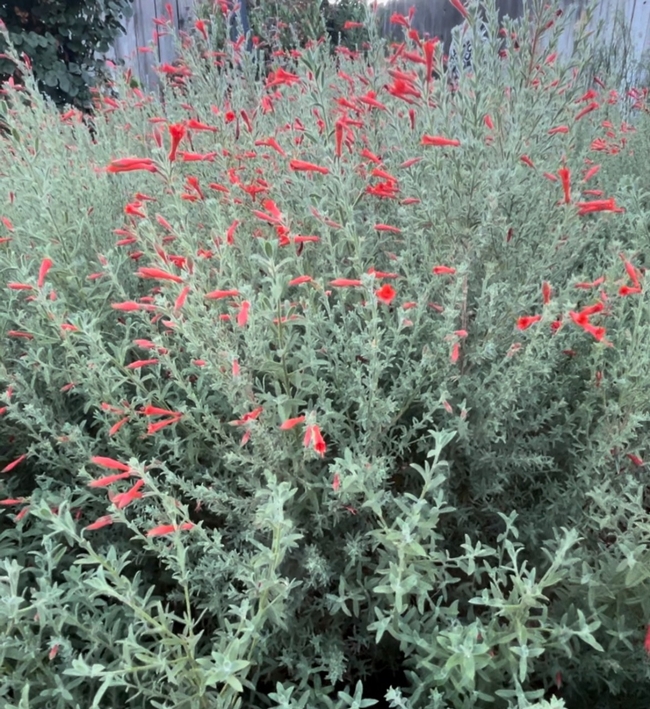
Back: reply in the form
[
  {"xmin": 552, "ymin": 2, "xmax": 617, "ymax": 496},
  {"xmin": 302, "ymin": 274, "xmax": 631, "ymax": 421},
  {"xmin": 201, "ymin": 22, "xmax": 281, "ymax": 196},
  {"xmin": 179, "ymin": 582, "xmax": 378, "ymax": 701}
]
[
  {"xmin": 1, "ymin": 1, "xmax": 650, "ymax": 708},
  {"xmin": 0, "ymin": 0, "xmax": 134, "ymax": 110},
  {"xmin": 192, "ymin": 0, "xmax": 367, "ymax": 62}
]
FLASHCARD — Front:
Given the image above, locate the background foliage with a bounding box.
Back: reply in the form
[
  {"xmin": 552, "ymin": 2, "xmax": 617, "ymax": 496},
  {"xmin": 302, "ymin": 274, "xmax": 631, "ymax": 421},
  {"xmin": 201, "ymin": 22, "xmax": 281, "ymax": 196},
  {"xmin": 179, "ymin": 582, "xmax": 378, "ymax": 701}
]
[
  {"xmin": 1, "ymin": 0, "xmax": 650, "ymax": 708},
  {"xmin": 193, "ymin": 0, "xmax": 368, "ymax": 61},
  {"xmin": 0, "ymin": 0, "xmax": 134, "ymax": 110}
]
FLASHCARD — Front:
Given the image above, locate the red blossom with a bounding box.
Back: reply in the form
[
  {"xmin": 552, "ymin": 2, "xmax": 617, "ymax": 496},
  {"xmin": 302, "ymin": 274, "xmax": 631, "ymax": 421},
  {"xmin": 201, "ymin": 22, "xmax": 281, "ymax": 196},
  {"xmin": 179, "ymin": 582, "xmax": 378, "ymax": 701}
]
[
  {"xmin": 91, "ymin": 456, "xmax": 132, "ymax": 472},
  {"xmin": 330, "ymin": 278, "xmax": 362, "ymax": 287},
  {"xmin": 237, "ymin": 300, "xmax": 251, "ymax": 327},
  {"xmin": 517, "ymin": 315, "xmax": 542, "ymax": 330},
  {"xmin": 106, "ymin": 157, "xmax": 158, "ymax": 173},
  {"xmin": 304, "ymin": 424, "xmax": 327, "ymax": 457},
  {"xmin": 37, "ymin": 258, "xmax": 53, "ymax": 288},
  {"xmin": 577, "ymin": 198, "xmax": 623, "ymax": 215},
  {"xmin": 280, "ymin": 415, "xmax": 306, "ymax": 430},
  {"xmin": 449, "ymin": 0, "xmax": 469, "ymax": 18},
  {"xmin": 168, "ymin": 123, "xmax": 186, "ymax": 162},
  {"xmin": 1, "ymin": 454, "xmax": 26, "ymax": 473},
  {"xmin": 421, "ymin": 135, "xmax": 461, "ymax": 147},
  {"xmin": 557, "ymin": 167, "xmax": 571, "ymax": 204},
  {"xmin": 85, "ymin": 515, "xmax": 114, "ymax": 531},
  {"xmin": 450, "ymin": 342, "xmax": 460, "ymax": 363},
  {"xmin": 147, "ymin": 522, "xmax": 194, "ymax": 537},
  {"xmin": 137, "ymin": 267, "xmax": 184, "ymax": 283},
  {"xmin": 88, "ymin": 472, "xmax": 134, "ymax": 488},
  {"xmin": 375, "ymin": 284, "xmax": 396, "ymax": 305},
  {"xmin": 205, "ymin": 288, "xmax": 240, "ymax": 300},
  {"xmin": 289, "ymin": 159, "xmax": 330, "ymax": 175},
  {"xmin": 110, "ymin": 479, "xmax": 145, "ymax": 509},
  {"xmin": 289, "ymin": 275, "xmax": 313, "ymax": 286}
]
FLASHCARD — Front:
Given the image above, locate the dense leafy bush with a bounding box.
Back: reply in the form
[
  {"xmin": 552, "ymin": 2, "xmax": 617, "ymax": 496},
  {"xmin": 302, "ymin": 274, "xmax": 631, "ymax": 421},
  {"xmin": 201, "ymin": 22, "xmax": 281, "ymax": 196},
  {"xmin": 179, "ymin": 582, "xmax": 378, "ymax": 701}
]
[
  {"xmin": 0, "ymin": 0, "xmax": 134, "ymax": 110},
  {"xmin": 1, "ymin": 1, "xmax": 650, "ymax": 707},
  {"xmin": 193, "ymin": 0, "xmax": 367, "ymax": 59}
]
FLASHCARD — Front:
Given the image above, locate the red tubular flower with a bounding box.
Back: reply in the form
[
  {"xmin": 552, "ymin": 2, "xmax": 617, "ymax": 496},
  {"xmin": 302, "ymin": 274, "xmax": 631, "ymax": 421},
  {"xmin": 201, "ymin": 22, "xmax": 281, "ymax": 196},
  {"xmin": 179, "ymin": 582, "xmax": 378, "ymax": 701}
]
[
  {"xmin": 280, "ymin": 415, "xmax": 306, "ymax": 430},
  {"xmin": 229, "ymin": 407, "xmax": 263, "ymax": 427},
  {"xmin": 334, "ymin": 119, "xmax": 344, "ymax": 158},
  {"xmin": 237, "ymin": 300, "xmax": 251, "ymax": 327},
  {"xmin": 312, "ymin": 426, "xmax": 327, "ymax": 457},
  {"xmin": 620, "ymin": 254, "xmax": 641, "ymax": 288},
  {"xmin": 542, "ymin": 281, "xmax": 552, "ymax": 305},
  {"xmin": 423, "ymin": 38, "xmax": 438, "ymax": 84},
  {"xmin": 205, "ymin": 288, "xmax": 240, "ymax": 300},
  {"xmin": 374, "ymin": 224, "xmax": 401, "ymax": 233},
  {"xmin": 266, "ymin": 67, "xmax": 301, "ymax": 88},
  {"xmin": 194, "ymin": 19, "xmax": 208, "ymax": 40},
  {"xmin": 185, "ymin": 119, "xmax": 216, "ymax": 134},
  {"xmin": 167, "ymin": 123, "xmax": 186, "ymax": 162},
  {"xmin": 330, "ymin": 278, "xmax": 362, "ymax": 287},
  {"xmin": 575, "ymin": 101, "xmax": 599, "ymax": 121},
  {"xmin": 557, "ymin": 167, "xmax": 571, "ymax": 204},
  {"xmin": 627, "ymin": 453, "xmax": 644, "ymax": 467},
  {"xmin": 577, "ymin": 198, "xmax": 623, "ymax": 215},
  {"xmin": 389, "ymin": 12, "xmax": 410, "ymax": 27},
  {"xmin": 107, "ymin": 157, "xmax": 158, "ymax": 173},
  {"xmin": 304, "ymin": 424, "xmax": 327, "ymax": 457},
  {"xmin": 422, "ymin": 135, "xmax": 461, "ymax": 147},
  {"xmin": 85, "ymin": 515, "xmax": 114, "ymax": 531},
  {"xmin": 450, "ymin": 342, "xmax": 460, "ymax": 363},
  {"xmin": 88, "ymin": 472, "xmax": 134, "ymax": 488},
  {"xmin": 375, "ymin": 284, "xmax": 396, "ymax": 305},
  {"xmin": 174, "ymin": 286, "xmax": 190, "ymax": 311},
  {"xmin": 127, "ymin": 359, "xmax": 159, "ymax": 369},
  {"xmin": 7, "ymin": 282, "xmax": 31, "ymax": 291},
  {"xmin": 619, "ymin": 285, "xmax": 642, "ymax": 296},
  {"xmin": 289, "ymin": 275, "xmax": 313, "ymax": 286},
  {"xmin": 432, "ymin": 265, "xmax": 456, "ymax": 275},
  {"xmin": 517, "ymin": 314, "xmax": 542, "ymax": 330},
  {"xmin": 137, "ymin": 267, "xmax": 184, "ymax": 283},
  {"xmin": 147, "ymin": 522, "xmax": 194, "ymax": 537},
  {"xmin": 110, "ymin": 479, "xmax": 145, "ymax": 509},
  {"xmin": 179, "ymin": 151, "xmax": 217, "ymax": 162},
  {"xmin": 289, "ymin": 159, "xmax": 329, "ymax": 175},
  {"xmin": 449, "ymin": 0, "xmax": 469, "ymax": 19},
  {"xmin": 575, "ymin": 276, "xmax": 605, "ymax": 289},
  {"xmin": 359, "ymin": 91, "xmax": 387, "ymax": 111},
  {"xmin": 37, "ymin": 258, "xmax": 53, "ymax": 288},
  {"xmin": 1, "ymin": 454, "xmax": 26, "ymax": 473},
  {"xmin": 255, "ymin": 136, "xmax": 286, "ymax": 157}
]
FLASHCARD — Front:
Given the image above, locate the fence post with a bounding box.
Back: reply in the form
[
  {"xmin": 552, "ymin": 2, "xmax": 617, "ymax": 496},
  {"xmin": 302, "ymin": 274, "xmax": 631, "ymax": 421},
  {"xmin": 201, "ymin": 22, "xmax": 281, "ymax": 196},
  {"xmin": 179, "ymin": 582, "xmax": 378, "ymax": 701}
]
[{"xmin": 229, "ymin": 0, "xmax": 251, "ymax": 49}]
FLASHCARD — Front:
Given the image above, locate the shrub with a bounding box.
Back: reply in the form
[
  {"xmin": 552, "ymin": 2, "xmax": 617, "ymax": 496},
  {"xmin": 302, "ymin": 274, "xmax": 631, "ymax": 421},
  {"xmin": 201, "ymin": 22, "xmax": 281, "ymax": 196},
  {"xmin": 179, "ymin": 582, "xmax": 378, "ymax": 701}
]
[
  {"xmin": 1, "ymin": 1, "xmax": 650, "ymax": 707},
  {"xmin": 0, "ymin": 0, "xmax": 134, "ymax": 110},
  {"xmin": 192, "ymin": 0, "xmax": 368, "ymax": 61}
]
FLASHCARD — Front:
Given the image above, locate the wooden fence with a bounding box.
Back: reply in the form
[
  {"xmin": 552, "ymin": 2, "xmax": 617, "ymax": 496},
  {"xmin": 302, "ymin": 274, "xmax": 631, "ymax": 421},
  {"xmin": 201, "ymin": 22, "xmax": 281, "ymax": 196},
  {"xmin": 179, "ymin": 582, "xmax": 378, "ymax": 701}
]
[
  {"xmin": 106, "ymin": 0, "xmax": 199, "ymax": 92},
  {"xmin": 106, "ymin": 0, "xmax": 650, "ymax": 92}
]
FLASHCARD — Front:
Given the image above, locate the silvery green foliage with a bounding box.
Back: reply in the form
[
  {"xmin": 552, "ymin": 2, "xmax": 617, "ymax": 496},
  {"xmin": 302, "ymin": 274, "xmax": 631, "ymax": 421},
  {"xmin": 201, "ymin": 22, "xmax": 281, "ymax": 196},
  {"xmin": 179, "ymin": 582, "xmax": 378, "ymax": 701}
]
[{"xmin": 1, "ymin": 0, "xmax": 650, "ymax": 707}]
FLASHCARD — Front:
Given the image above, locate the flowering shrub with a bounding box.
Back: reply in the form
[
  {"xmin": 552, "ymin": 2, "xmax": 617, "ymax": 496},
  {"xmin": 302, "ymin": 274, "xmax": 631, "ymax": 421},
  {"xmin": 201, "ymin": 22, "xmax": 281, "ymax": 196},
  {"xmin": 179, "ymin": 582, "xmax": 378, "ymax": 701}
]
[{"xmin": 1, "ymin": 1, "xmax": 650, "ymax": 707}]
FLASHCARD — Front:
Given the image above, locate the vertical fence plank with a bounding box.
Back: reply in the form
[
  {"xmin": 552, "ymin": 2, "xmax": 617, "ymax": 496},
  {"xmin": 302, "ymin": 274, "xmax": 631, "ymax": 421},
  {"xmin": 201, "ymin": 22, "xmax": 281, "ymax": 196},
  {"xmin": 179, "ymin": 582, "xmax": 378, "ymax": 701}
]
[{"xmin": 157, "ymin": 0, "xmax": 177, "ymax": 68}]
